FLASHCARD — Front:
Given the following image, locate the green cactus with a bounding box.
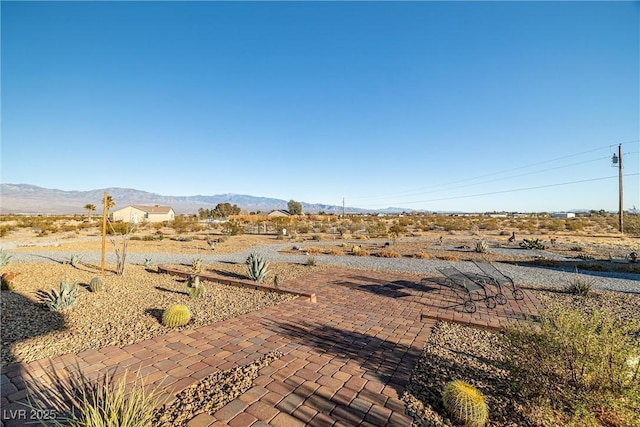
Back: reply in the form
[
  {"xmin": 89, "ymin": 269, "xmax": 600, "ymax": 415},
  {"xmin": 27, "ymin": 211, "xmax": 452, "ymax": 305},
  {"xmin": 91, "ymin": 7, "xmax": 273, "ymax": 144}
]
[
  {"xmin": 185, "ymin": 275, "xmax": 205, "ymax": 298},
  {"xmin": 89, "ymin": 276, "xmax": 104, "ymax": 292},
  {"xmin": 246, "ymin": 252, "xmax": 269, "ymax": 283},
  {"xmin": 162, "ymin": 304, "xmax": 191, "ymax": 327},
  {"xmin": 39, "ymin": 279, "xmax": 78, "ymax": 312},
  {"xmin": 442, "ymin": 380, "xmax": 488, "ymax": 427},
  {"xmin": 69, "ymin": 254, "xmax": 82, "ymax": 267},
  {"xmin": 475, "ymin": 240, "xmax": 489, "ymax": 254}
]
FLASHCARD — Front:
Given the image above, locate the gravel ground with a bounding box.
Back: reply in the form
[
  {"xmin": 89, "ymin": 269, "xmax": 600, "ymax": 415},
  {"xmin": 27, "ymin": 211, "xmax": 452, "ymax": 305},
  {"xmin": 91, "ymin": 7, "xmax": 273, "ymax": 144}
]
[
  {"xmin": 7, "ymin": 241, "xmax": 639, "ymax": 293},
  {"xmin": 3, "ymin": 238, "xmax": 639, "ymax": 426},
  {"xmin": 0, "ymin": 261, "xmax": 326, "ymax": 366},
  {"xmin": 402, "ymin": 286, "xmax": 640, "ymax": 426}
]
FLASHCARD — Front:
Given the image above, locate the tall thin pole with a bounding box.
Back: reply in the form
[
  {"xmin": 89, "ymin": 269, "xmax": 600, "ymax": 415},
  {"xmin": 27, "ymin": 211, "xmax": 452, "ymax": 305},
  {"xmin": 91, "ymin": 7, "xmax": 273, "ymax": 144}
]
[
  {"xmin": 342, "ymin": 197, "xmax": 345, "ymax": 218},
  {"xmin": 101, "ymin": 192, "xmax": 107, "ymax": 275},
  {"xmin": 618, "ymin": 144, "xmax": 624, "ymax": 233}
]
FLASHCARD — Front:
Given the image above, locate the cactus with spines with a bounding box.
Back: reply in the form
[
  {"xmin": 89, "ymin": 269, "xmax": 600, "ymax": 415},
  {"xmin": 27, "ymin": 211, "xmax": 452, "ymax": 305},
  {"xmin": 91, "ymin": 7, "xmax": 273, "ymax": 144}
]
[
  {"xmin": 475, "ymin": 240, "xmax": 489, "ymax": 254},
  {"xmin": 162, "ymin": 304, "xmax": 191, "ymax": 327},
  {"xmin": 246, "ymin": 253, "xmax": 269, "ymax": 283},
  {"xmin": 442, "ymin": 380, "xmax": 488, "ymax": 427},
  {"xmin": 89, "ymin": 276, "xmax": 104, "ymax": 292},
  {"xmin": 185, "ymin": 275, "xmax": 205, "ymax": 298}
]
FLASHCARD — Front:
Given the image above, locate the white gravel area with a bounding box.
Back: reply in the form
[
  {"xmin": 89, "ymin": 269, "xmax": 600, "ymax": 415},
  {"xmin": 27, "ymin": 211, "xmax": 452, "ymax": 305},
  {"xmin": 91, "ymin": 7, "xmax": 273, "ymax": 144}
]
[{"xmin": 6, "ymin": 242, "xmax": 640, "ymax": 294}]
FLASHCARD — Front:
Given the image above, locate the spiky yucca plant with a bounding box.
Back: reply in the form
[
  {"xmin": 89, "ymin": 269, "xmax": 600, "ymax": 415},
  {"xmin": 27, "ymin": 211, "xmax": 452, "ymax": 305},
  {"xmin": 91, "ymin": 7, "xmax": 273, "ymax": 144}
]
[
  {"xmin": 475, "ymin": 240, "xmax": 489, "ymax": 254},
  {"xmin": 191, "ymin": 257, "xmax": 203, "ymax": 274},
  {"xmin": 162, "ymin": 305, "xmax": 191, "ymax": 327},
  {"xmin": 246, "ymin": 253, "xmax": 269, "ymax": 283},
  {"xmin": 442, "ymin": 380, "xmax": 488, "ymax": 427},
  {"xmin": 39, "ymin": 280, "xmax": 78, "ymax": 312},
  {"xmin": 185, "ymin": 275, "xmax": 205, "ymax": 299},
  {"xmin": 88, "ymin": 277, "xmax": 104, "ymax": 293}
]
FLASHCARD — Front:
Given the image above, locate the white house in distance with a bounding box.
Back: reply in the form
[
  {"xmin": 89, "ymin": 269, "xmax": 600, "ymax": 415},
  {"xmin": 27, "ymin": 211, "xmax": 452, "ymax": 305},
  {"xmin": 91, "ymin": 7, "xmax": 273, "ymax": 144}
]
[
  {"xmin": 111, "ymin": 205, "xmax": 175, "ymax": 223},
  {"xmin": 551, "ymin": 212, "xmax": 576, "ymax": 219}
]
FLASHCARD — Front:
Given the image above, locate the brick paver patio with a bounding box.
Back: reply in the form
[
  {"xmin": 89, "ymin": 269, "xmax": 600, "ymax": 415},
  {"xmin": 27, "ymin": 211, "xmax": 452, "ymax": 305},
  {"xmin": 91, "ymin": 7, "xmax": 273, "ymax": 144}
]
[{"xmin": 1, "ymin": 267, "xmax": 542, "ymax": 426}]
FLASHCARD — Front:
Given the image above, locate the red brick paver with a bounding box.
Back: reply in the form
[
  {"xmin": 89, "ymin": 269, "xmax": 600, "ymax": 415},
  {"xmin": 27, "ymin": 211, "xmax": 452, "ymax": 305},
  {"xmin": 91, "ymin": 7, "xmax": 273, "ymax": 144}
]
[{"xmin": 0, "ymin": 267, "xmax": 541, "ymax": 427}]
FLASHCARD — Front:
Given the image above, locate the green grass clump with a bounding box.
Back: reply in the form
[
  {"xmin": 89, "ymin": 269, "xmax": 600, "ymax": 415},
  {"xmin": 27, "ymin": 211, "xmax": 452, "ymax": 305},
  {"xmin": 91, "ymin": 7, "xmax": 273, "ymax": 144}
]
[
  {"xmin": 441, "ymin": 380, "xmax": 488, "ymax": 427},
  {"xmin": 162, "ymin": 304, "xmax": 191, "ymax": 327},
  {"xmin": 27, "ymin": 366, "xmax": 163, "ymax": 427}
]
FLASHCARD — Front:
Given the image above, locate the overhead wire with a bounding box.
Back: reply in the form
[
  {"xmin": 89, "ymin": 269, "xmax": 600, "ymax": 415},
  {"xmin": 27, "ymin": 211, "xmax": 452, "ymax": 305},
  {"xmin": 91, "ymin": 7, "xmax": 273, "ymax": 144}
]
[{"xmin": 349, "ymin": 140, "xmax": 639, "ymax": 203}]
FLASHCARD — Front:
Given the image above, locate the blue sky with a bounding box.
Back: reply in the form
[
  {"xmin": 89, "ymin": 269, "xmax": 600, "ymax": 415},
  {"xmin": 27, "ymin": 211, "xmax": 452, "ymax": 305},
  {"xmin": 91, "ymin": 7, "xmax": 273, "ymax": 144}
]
[{"xmin": 2, "ymin": 1, "xmax": 638, "ymax": 212}]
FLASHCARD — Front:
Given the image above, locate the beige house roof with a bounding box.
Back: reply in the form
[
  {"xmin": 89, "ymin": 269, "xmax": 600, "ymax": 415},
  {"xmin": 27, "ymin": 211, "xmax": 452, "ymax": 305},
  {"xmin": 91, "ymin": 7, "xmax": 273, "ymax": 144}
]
[{"xmin": 131, "ymin": 205, "xmax": 174, "ymax": 214}]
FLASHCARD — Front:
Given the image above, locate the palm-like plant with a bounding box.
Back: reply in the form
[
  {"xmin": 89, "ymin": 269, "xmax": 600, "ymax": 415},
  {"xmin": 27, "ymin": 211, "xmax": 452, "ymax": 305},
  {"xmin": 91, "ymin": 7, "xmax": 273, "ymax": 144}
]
[{"xmin": 83, "ymin": 204, "xmax": 96, "ymax": 221}]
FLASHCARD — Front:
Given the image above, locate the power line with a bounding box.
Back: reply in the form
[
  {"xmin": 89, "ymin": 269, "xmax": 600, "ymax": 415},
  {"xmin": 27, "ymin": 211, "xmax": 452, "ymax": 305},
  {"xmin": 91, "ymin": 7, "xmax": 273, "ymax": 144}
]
[
  {"xmin": 349, "ymin": 140, "xmax": 639, "ymax": 203},
  {"xmin": 357, "ymin": 173, "xmax": 640, "ymax": 207}
]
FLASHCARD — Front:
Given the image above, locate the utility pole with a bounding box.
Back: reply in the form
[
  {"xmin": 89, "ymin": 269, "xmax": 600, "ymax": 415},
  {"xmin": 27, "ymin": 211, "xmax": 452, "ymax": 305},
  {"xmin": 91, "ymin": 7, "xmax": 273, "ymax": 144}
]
[
  {"xmin": 342, "ymin": 197, "xmax": 345, "ymax": 218},
  {"xmin": 617, "ymin": 144, "xmax": 623, "ymax": 233},
  {"xmin": 101, "ymin": 192, "xmax": 107, "ymax": 275}
]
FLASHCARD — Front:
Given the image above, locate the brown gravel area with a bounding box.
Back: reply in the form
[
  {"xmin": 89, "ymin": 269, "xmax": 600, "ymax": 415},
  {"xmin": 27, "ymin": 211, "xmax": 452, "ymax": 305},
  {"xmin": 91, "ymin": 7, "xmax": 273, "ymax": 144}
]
[
  {"xmin": 402, "ymin": 286, "xmax": 640, "ymax": 426},
  {"xmin": 0, "ymin": 261, "xmax": 326, "ymax": 366}
]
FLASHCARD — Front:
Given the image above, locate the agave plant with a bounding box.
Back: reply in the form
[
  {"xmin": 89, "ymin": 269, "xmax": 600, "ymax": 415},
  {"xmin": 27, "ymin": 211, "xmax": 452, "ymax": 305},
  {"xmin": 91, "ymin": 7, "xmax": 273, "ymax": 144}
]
[
  {"xmin": 246, "ymin": 252, "xmax": 269, "ymax": 283},
  {"xmin": 38, "ymin": 280, "xmax": 78, "ymax": 312}
]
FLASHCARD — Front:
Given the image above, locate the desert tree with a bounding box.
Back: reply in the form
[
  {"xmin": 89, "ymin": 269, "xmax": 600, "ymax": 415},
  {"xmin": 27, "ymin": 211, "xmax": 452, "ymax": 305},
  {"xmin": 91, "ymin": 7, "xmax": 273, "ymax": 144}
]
[
  {"xmin": 108, "ymin": 219, "xmax": 136, "ymax": 276},
  {"xmin": 288, "ymin": 200, "xmax": 303, "ymax": 215},
  {"xmin": 83, "ymin": 204, "xmax": 96, "ymax": 221}
]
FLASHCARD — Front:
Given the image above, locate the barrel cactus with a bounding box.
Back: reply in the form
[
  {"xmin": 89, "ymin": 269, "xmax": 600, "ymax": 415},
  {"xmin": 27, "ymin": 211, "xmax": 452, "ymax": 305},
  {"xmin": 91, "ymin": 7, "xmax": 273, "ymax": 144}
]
[
  {"xmin": 246, "ymin": 253, "xmax": 269, "ymax": 283},
  {"xmin": 162, "ymin": 304, "xmax": 191, "ymax": 327},
  {"xmin": 89, "ymin": 276, "xmax": 104, "ymax": 292},
  {"xmin": 442, "ymin": 380, "xmax": 488, "ymax": 427}
]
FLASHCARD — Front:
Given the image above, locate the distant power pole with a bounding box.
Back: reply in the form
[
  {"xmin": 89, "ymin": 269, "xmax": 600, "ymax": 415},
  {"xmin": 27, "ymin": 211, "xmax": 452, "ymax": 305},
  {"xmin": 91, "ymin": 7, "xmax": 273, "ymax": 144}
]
[
  {"xmin": 342, "ymin": 197, "xmax": 345, "ymax": 218},
  {"xmin": 618, "ymin": 144, "xmax": 624, "ymax": 233}
]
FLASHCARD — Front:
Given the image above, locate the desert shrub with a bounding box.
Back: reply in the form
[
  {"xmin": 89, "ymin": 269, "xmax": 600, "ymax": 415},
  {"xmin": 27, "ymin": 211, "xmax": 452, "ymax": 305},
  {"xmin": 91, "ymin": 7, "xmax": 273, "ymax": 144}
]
[
  {"xmin": 303, "ymin": 246, "xmax": 324, "ymax": 254},
  {"xmin": 389, "ymin": 224, "xmax": 407, "ymax": 237},
  {"xmin": 366, "ymin": 222, "xmax": 388, "ymax": 238},
  {"xmin": 106, "ymin": 221, "xmax": 130, "ymax": 235},
  {"xmin": 0, "ymin": 249, "xmax": 12, "ymax": 269},
  {"xmin": 565, "ymin": 219, "xmax": 585, "ymax": 231},
  {"xmin": 443, "ymin": 218, "xmax": 468, "ymax": 232},
  {"xmin": 441, "ymin": 380, "xmax": 488, "ymax": 427},
  {"xmin": 502, "ymin": 307, "xmax": 640, "ymax": 424},
  {"xmin": 438, "ymin": 255, "xmax": 460, "ymax": 262},
  {"xmin": 162, "ymin": 304, "xmax": 191, "ymax": 327},
  {"xmin": 312, "ymin": 234, "xmax": 321, "ymax": 241},
  {"xmin": 413, "ymin": 252, "xmax": 431, "ymax": 259},
  {"xmin": 222, "ymin": 219, "xmax": 244, "ymax": 236},
  {"xmin": 69, "ymin": 254, "xmax": 82, "ymax": 267},
  {"xmin": 246, "ymin": 252, "xmax": 269, "ymax": 283},
  {"xmin": 519, "ymin": 238, "xmax": 546, "ymax": 250},
  {"xmin": 26, "ymin": 367, "xmax": 163, "ymax": 427},
  {"xmin": 38, "ymin": 280, "xmax": 78, "ymax": 312},
  {"xmin": 326, "ymin": 247, "xmax": 345, "ymax": 256},
  {"xmin": 378, "ymin": 250, "xmax": 401, "ymax": 258},
  {"xmin": 565, "ymin": 271, "xmax": 595, "ymax": 296},
  {"xmin": 306, "ymin": 256, "xmax": 316, "ymax": 266}
]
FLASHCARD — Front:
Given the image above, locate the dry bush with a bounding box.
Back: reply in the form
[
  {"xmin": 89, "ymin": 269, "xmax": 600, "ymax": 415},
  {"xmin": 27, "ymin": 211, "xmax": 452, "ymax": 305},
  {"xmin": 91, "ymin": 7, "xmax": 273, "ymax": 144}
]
[
  {"xmin": 438, "ymin": 255, "xmax": 460, "ymax": 262},
  {"xmin": 413, "ymin": 252, "xmax": 432, "ymax": 259},
  {"xmin": 303, "ymin": 246, "xmax": 325, "ymax": 254},
  {"xmin": 377, "ymin": 250, "xmax": 402, "ymax": 258},
  {"xmin": 326, "ymin": 247, "xmax": 345, "ymax": 256}
]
